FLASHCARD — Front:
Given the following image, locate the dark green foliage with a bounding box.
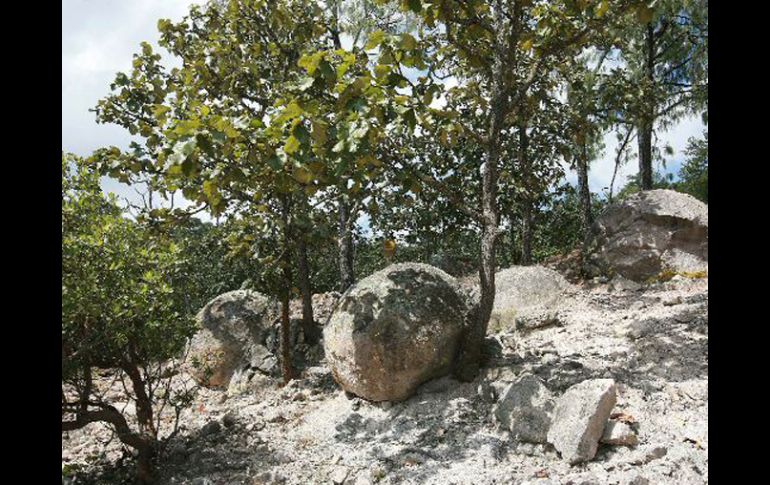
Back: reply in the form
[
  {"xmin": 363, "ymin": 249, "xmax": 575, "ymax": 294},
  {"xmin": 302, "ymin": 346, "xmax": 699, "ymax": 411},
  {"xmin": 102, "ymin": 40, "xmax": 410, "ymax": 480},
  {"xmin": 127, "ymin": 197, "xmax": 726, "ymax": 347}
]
[{"xmin": 676, "ymin": 131, "xmax": 708, "ymax": 203}]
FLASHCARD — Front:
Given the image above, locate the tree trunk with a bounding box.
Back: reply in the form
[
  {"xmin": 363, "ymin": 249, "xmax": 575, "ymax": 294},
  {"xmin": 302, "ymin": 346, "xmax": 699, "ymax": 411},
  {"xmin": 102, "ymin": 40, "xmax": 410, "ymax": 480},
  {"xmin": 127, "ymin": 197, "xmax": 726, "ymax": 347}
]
[
  {"xmin": 521, "ymin": 203, "xmax": 533, "ymax": 265},
  {"xmin": 136, "ymin": 447, "xmax": 157, "ymax": 485},
  {"xmin": 121, "ymin": 358, "xmax": 157, "ymax": 484},
  {"xmin": 296, "ymin": 236, "xmax": 318, "ymax": 345},
  {"xmin": 638, "ymin": 23, "xmax": 656, "ymax": 191},
  {"xmin": 338, "ymin": 198, "xmax": 355, "ymax": 292},
  {"xmin": 454, "ymin": 77, "xmax": 507, "ymax": 382},
  {"xmin": 280, "ymin": 196, "xmax": 296, "ymax": 383},
  {"xmin": 518, "ymin": 124, "xmax": 533, "ymax": 265},
  {"xmin": 509, "ymin": 216, "xmax": 521, "ymax": 265},
  {"xmin": 576, "ymin": 142, "xmax": 593, "ymax": 244}
]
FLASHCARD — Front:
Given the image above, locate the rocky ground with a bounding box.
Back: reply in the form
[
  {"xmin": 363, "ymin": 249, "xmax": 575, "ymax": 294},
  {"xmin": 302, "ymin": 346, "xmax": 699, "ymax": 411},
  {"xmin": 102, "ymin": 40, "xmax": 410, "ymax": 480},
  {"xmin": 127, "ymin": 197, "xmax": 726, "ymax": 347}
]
[{"xmin": 62, "ymin": 274, "xmax": 707, "ymax": 485}]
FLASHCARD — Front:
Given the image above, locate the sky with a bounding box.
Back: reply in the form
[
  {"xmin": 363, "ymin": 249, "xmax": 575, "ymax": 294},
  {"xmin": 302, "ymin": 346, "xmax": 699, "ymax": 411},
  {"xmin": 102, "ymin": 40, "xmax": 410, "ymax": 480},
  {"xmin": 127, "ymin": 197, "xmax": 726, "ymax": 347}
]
[{"xmin": 63, "ymin": 0, "xmax": 706, "ymax": 211}]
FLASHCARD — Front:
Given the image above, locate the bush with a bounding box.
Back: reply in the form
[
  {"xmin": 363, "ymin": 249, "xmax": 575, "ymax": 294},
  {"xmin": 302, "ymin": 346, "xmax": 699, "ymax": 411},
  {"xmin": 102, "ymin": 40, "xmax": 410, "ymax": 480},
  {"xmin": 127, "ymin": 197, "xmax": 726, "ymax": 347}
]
[{"xmin": 62, "ymin": 155, "xmax": 197, "ymax": 483}]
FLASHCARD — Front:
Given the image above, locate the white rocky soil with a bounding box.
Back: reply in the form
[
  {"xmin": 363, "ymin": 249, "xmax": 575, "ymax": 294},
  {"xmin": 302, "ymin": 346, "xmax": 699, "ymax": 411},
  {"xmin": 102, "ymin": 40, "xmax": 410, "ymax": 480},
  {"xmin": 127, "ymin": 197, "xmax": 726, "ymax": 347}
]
[{"xmin": 62, "ymin": 274, "xmax": 707, "ymax": 485}]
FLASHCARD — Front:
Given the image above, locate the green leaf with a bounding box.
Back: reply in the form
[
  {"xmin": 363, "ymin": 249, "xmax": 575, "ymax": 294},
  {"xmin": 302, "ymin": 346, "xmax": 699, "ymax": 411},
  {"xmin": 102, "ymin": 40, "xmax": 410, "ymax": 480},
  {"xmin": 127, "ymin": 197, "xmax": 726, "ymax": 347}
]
[
  {"xmin": 365, "ymin": 30, "xmax": 386, "ymax": 50},
  {"xmin": 400, "ymin": 33, "xmax": 417, "ymax": 50},
  {"xmin": 351, "ymin": 124, "xmax": 369, "ymax": 140},
  {"xmin": 284, "ymin": 136, "xmax": 301, "ymax": 155},
  {"xmin": 266, "ymin": 154, "xmax": 283, "ymax": 170},
  {"xmin": 298, "ymin": 76, "xmax": 315, "ymax": 91},
  {"xmin": 173, "ymin": 119, "xmax": 201, "ymax": 136},
  {"xmin": 298, "ymin": 51, "xmax": 325, "ymax": 75},
  {"xmin": 203, "ymin": 180, "xmax": 218, "ymax": 199},
  {"xmin": 637, "ymin": 5, "xmax": 654, "ymax": 23},
  {"xmin": 332, "ymin": 139, "xmax": 346, "ymax": 153},
  {"xmin": 596, "ymin": 0, "xmax": 609, "ymax": 18},
  {"xmin": 404, "ymin": 0, "xmax": 422, "ymax": 14}
]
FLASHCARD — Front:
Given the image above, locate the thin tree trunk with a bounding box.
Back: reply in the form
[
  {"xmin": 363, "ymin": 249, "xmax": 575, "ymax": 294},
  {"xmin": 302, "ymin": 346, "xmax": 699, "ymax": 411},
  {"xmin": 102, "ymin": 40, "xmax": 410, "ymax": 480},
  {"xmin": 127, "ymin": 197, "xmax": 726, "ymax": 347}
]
[
  {"xmin": 338, "ymin": 198, "xmax": 355, "ymax": 292},
  {"xmin": 639, "ymin": 23, "xmax": 656, "ymax": 191},
  {"xmin": 576, "ymin": 142, "xmax": 593, "ymax": 245},
  {"xmin": 454, "ymin": 75, "xmax": 506, "ymax": 382},
  {"xmin": 296, "ymin": 235, "xmax": 318, "ymax": 344},
  {"xmin": 518, "ymin": 124, "xmax": 533, "ymax": 265},
  {"xmin": 329, "ymin": 6, "xmax": 356, "ymax": 293},
  {"xmin": 280, "ymin": 196, "xmax": 296, "ymax": 383},
  {"xmin": 521, "ymin": 203, "xmax": 533, "ymax": 265},
  {"xmin": 509, "ymin": 216, "xmax": 521, "ymax": 265}
]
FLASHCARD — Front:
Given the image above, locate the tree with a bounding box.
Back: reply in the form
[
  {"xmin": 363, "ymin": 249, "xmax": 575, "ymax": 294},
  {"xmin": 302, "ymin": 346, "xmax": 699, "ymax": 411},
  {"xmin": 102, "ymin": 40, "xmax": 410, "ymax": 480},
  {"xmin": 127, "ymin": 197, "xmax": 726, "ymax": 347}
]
[
  {"xmin": 339, "ymin": 0, "xmax": 641, "ymax": 380},
  {"xmin": 62, "ymin": 154, "xmax": 197, "ymax": 483},
  {"xmin": 614, "ymin": 0, "xmax": 708, "ymax": 190},
  {"xmin": 676, "ymin": 130, "xmax": 707, "ymax": 202},
  {"xmin": 92, "ymin": 0, "xmax": 343, "ymax": 382}
]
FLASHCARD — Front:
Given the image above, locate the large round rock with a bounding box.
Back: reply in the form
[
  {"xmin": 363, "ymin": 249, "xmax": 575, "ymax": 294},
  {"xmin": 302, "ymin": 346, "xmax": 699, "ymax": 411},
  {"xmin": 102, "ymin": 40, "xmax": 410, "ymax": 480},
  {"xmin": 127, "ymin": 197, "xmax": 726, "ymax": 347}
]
[
  {"xmin": 585, "ymin": 189, "xmax": 708, "ymax": 281},
  {"xmin": 187, "ymin": 290, "xmax": 279, "ymax": 388},
  {"xmin": 324, "ymin": 263, "xmax": 468, "ymax": 402}
]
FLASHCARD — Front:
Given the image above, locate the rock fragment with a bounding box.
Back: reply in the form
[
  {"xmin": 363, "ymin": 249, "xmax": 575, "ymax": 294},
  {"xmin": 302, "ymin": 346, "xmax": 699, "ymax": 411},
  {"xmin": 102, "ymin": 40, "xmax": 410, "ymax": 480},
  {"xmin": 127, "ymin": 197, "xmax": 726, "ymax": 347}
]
[{"xmin": 547, "ymin": 379, "xmax": 617, "ymax": 464}]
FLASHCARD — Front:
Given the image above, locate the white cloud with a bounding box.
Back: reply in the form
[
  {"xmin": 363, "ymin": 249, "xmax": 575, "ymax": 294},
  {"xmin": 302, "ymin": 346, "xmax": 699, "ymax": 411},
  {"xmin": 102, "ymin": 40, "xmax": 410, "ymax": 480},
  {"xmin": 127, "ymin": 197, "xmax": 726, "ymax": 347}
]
[{"xmin": 63, "ymin": 0, "xmax": 207, "ymax": 215}]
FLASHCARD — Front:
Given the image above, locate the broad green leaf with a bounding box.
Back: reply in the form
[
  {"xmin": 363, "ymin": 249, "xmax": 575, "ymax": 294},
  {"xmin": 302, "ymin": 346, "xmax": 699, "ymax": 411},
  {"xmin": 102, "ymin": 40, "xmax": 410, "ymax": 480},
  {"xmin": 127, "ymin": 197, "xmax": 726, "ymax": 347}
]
[
  {"xmin": 365, "ymin": 30, "xmax": 386, "ymax": 50},
  {"xmin": 284, "ymin": 136, "xmax": 301, "ymax": 154},
  {"xmin": 298, "ymin": 51, "xmax": 325, "ymax": 75},
  {"xmin": 596, "ymin": 0, "xmax": 609, "ymax": 18},
  {"xmin": 400, "ymin": 33, "xmax": 417, "ymax": 50}
]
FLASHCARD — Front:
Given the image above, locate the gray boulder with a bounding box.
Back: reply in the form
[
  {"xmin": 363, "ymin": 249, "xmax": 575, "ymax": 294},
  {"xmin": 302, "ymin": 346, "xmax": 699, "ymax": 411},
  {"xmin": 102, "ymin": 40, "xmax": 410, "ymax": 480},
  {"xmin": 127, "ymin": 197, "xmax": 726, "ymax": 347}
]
[
  {"xmin": 547, "ymin": 378, "xmax": 617, "ymax": 464},
  {"xmin": 324, "ymin": 263, "xmax": 469, "ymax": 402},
  {"xmin": 187, "ymin": 290, "xmax": 279, "ymax": 387},
  {"xmin": 493, "ymin": 374, "xmax": 555, "ymax": 443},
  {"xmin": 585, "ymin": 190, "xmax": 708, "ymax": 282},
  {"xmin": 490, "ymin": 266, "xmax": 571, "ymax": 333}
]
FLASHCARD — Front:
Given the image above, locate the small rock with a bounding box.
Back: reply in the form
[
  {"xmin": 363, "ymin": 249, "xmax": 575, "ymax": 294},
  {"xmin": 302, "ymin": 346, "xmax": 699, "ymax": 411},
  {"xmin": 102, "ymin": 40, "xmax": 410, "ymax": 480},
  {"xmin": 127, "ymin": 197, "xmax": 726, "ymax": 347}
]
[
  {"xmin": 222, "ymin": 412, "xmax": 237, "ymax": 428},
  {"xmin": 629, "ymin": 301, "xmax": 646, "ymax": 311},
  {"xmin": 601, "ymin": 420, "xmax": 639, "ymax": 446},
  {"xmin": 629, "ymin": 445, "xmax": 667, "ymax": 465},
  {"xmin": 494, "ymin": 374, "xmax": 554, "ymax": 443},
  {"xmin": 663, "ymin": 295, "xmax": 683, "ymax": 306},
  {"xmin": 516, "ymin": 311, "xmax": 562, "ymax": 331},
  {"xmin": 477, "ymin": 381, "xmax": 497, "ymax": 402},
  {"xmin": 273, "ymin": 451, "xmax": 293, "ymax": 464},
  {"xmin": 330, "ymin": 465, "xmax": 350, "ymax": 484},
  {"xmin": 200, "ymin": 421, "xmax": 221, "ymax": 437},
  {"xmin": 547, "ymin": 378, "xmax": 617, "ymax": 464},
  {"xmin": 609, "ymin": 276, "xmax": 642, "ymax": 292},
  {"xmin": 352, "ymin": 475, "xmax": 373, "ymax": 485},
  {"xmin": 380, "ymin": 401, "xmax": 393, "ymax": 410},
  {"xmin": 626, "ymin": 319, "xmax": 656, "ymax": 339},
  {"xmin": 246, "ymin": 421, "xmax": 265, "ymax": 432},
  {"xmin": 628, "ymin": 476, "xmax": 650, "ymax": 485},
  {"xmin": 293, "ymin": 392, "xmax": 307, "ymax": 402}
]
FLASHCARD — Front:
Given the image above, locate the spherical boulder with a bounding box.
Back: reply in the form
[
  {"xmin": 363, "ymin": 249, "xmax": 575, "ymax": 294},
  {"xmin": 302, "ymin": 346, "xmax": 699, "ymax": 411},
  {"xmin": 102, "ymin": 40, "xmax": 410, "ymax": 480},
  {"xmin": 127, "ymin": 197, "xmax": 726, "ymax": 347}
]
[
  {"xmin": 585, "ymin": 189, "xmax": 708, "ymax": 282},
  {"xmin": 187, "ymin": 290, "xmax": 279, "ymax": 388},
  {"xmin": 323, "ymin": 263, "xmax": 469, "ymax": 402}
]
